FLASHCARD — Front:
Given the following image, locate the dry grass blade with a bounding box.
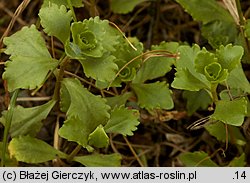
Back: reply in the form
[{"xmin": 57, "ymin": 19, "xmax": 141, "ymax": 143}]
[
  {"xmin": 187, "ymin": 116, "xmax": 218, "ymax": 130},
  {"xmin": 222, "ymin": 0, "xmax": 239, "ymax": 25},
  {"xmin": 107, "ymin": 50, "xmax": 178, "ymax": 88},
  {"xmin": 0, "ymin": 0, "xmax": 31, "ymax": 48}
]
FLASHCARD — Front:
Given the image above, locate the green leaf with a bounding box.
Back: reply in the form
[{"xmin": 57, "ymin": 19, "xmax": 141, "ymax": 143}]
[
  {"xmin": 3, "ymin": 25, "xmax": 58, "ymax": 92},
  {"xmin": 58, "ymin": 78, "xmax": 110, "ymax": 150},
  {"xmin": 219, "ymin": 89, "xmax": 244, "ymax": 101},
  {"xmin": 59, "ymin": 117, "xmax": 93, "ymax": 152},
  {"xmin": 78, "ymin": 54, "xmax": 118, "ymax": 83},
  {"xmin": 0, "ymin": 100, "xmax": 56, "ymax": 137},
  {"xmin": 39, "ymin": 3, "xmax": 72, "ymax": 44},
  {"xmin": 183, "ymin": 90, "xmax": 212, "ymax": 115},
  {"xmin": 8, "ymin": 136, "xmax": 67, "ymax": 163},
  {"xmin": 106, "ymin": 92, "xmax": 133, "ymax": 108},
  {"xmin": 173, "ymin": 45, "xmax": 211, "ymax": 90},
  {"xmin": 133, "ymin": 41, "xmax": 178, "ymax": 83},
  {"xmin": 171, "ymin": 68, "xmax": 210, "ymax": 91},
  {"xmin": 131, "ymin": 81, "xmax": 174, "ymax": 110},
  {"xmin": 42, "ymin": 0, "xmax": 84, "ymax": 8},
  {"xmin": 215, "ymin": 44, "xmax": 243, "ymax": 72},
  {"xmin": 212, "ymin": 98, "xmax": 247, "ymax": 126},
  {"xmin": 228, "ymin": 153, "xmax": 246, "ymax": 167},
  {"xmin": 88, "ymin": 125, "xmax": 109, "ymax": 148},
  {"xmin": 175, "ymin": 44, "xmax": 200, "ymax": 70},
  {"xmin": 176, "ymin": 0, "xmax": 234, "ymax": 24},
  {"xmin": 176, "ymin": 0, "xmax": 238, "ymax": 50},
  {"xmin": 110, "ymin": 0, "xmax": 149, "ymax": 14},
  {"xmin": 104, "ymin": 106, "xmax": 140, "ymax": 136},
  {"xmin": 95, "ymin": 79, "xmax": 121, "ymax": 89},
  {"xmin": 73, "ymin": 153, "xmax": 121, "ymax": 167},
  {"xmin": 205, "ymin": 121, "xmax": 246, "ymax": 145},
  {"xmin": 205, "ymin": 122, "xmax": 227, "ymax": 143},
  {"xmin": 227, "ymin": 65, "xmax": 250, "ymax": 93},
  {"xmin": 202, "ymin": 20, "xmax": 238, "ymax": 49},
  {"xmin": 179, "ymin": 151, "xmax": 218, "ymax": 167}
]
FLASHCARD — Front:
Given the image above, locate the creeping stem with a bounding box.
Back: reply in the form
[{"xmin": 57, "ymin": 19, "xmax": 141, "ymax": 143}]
[
  {"xmin": 211, "ymin": 83, "xmax": 218, "ymax": 103},
  {"xmin": 1, "ymin": 89, "xmax": 19, "ymax": 167},
  {"xmin": 53, "ymin": 55, "xmax": 69, "ymax": 101},
  {"xmin": 67, "ymin": 144, "xmax": 82, "ymax": 163}
]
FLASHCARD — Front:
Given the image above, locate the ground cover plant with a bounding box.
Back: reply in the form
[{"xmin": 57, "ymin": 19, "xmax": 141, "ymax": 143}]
[{"xmin": 0, "ymin": 0, "xmax": 250, "ymax": 167}]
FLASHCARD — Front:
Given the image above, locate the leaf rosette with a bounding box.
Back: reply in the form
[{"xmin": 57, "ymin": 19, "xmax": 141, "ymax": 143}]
[
  {"xmin": 66, "ymin": 22, "xmax": 103, "ymax": 58},
  {"xmin": 113, "ymin": 38, "xmax": 143, "ymax": 82},
  {"xmin": 64, "ymin": 17, "xmax": 123, "ymax": 84},
  {"xmin": 195, "ymin": 48, "xmax": 228, "ymax": 83},
  {"xmin": 65, "ymin": 16, "xmax": 120, "ymax": 59},
  {"xmin": 194, "ymin": 44, "xmax": 243, "ymax": 84}
]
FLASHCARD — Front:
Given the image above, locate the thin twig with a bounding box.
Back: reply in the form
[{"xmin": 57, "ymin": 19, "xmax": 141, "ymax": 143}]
[
  {"xmin": 123, "ymin": 136, "xmax": 145, "ymax": 167},
  {"xmin": 112, "ymin": 140, "xmax": 152, "ymax": 149},
  {"xmin": 52, "ymin": 115, "xmax": 61, "ymax": 166},
  {"xmin": 109, "ymin": 21, "xmax": 137, "ymax": 51},
  {"xmin": 109, "ymin": 134, "xmax": 119, "ymax": 154},
  {"xmin": 16, "ymin": 96, "xmax": 52, "ymax": 102},
  {"xmin": 0, "ymin": 3, "xmax": 26, "ymax": 26},
  {"xmin": 51, "ymin": 36, "xmax": 56, "ymax": 58},
  {"xmin": 225, "ymin": 81, "xmax": 234, "ymax": 101},
  {"xmin": 122, "ymin": 3, "xmax": 150, "ymax": 31},
  {"xmin": 225, "ymin": 123, "xmax": 229, "ymax": 151},
  {"xmin": 53, "ymin": 116, "xmax": 60, "ymax": 151},
  {"xmin": 160, "ymin": 142, "xmax": 187, "ymax": 153}
]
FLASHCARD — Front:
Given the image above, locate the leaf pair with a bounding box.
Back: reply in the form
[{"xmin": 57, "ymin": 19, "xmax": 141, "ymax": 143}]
[
  {"xmin": 129, "ymin": 42, "xmax": 179, "ymax": 110},
  {"xmin": 59, "ymin": 78, "xmax": 140, "ymax": 151}
]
